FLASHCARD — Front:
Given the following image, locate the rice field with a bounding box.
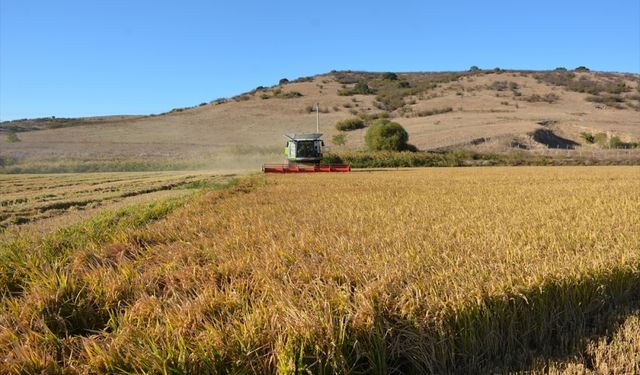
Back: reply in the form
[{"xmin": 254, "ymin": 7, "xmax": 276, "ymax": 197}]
[
  {"xmin": 0, "ymin": 167, "xmax": 638, "ymax": 373},
  {"xmin": 0, "ymin": 171, "xmax": 236, "ymax": 228}
]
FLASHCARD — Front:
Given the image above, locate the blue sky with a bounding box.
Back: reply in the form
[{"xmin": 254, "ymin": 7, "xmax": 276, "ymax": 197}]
[{"xmin": 1, "ymin": 0, "xmax": 639, "ymax": 121}]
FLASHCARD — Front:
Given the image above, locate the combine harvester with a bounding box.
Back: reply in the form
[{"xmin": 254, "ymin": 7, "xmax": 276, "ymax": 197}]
[{"xmin": 262, "ymin": 104, "xmax": 351, "ymax": 173}]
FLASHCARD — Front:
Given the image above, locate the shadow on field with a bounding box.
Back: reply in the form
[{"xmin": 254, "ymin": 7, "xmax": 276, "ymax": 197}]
[{"xmin": 349, "ymin": 265, "xmax": 640, "ymax": 374}]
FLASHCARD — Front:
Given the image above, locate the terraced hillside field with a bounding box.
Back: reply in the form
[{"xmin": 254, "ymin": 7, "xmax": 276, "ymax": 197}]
[
  {"xmin": 0, "ymin": 172, "xmax": 236, "ymax": 228},
  {"xmin": 1, "ymin": 167, "xmax": 638, "ymax": 373}
]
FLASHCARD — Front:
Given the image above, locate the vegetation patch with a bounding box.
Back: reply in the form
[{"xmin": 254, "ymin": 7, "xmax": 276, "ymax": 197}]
[
  {"xmin": 586, "ymin": 94, "xmax": 626, "ymax": 109},
  {"xmin": 271, "ymin": 89, "xmax": 303, "ymax": 99},
  {"xmin": 335, "ymin": 117, "xmax": 365, "ymax": 131},
  {"xmin": 4, "ymin": 131, "xmax": 20, "ymax": 143},
  {"xmin": 338, "ymin": 82, "xmax": 375, "ymax": 96},
  {"xmin": 534, "ymin": 71, "xmax": 631, "ymax": 97},
  {"xmin": 324, "ymin": 150, "xmax": 640, "ymax": 168},
  {"xmin": 364, "ymin": 120, "xmax": 412, "ymax": 151},
  {"xmin": 522, "ymin": 93, "xmax": 560, "ymax": 103},
  {"xmin": 413, "ymin": 107, "xmax": 453, "ymax": 117},
  {"xmin": 0, "ymin": 172, "xmax": 237, "ymax": 228}
]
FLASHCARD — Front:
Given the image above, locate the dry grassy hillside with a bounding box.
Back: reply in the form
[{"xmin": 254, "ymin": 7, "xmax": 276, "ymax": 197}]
[{"xmin": 1, "ymin": 69, "xmax": 639, "ymax": 170}]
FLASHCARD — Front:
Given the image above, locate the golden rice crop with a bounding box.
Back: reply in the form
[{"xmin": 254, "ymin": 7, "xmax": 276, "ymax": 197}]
[
  {"xmin": 0, "ymin": 171, "xmax": 231, "ymax": 227},
  {"xmin": 0, "ymin": 167, "xmax": 638, "ymax": 373}
]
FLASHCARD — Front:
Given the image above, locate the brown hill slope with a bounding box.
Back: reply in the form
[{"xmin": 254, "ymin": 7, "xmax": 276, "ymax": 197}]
[{"xmin": 1, "ymin": 69, "xmax": 639, "ymax": 170}]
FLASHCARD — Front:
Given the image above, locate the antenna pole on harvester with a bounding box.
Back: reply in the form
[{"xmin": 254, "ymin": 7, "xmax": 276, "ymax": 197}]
[{"xmin": 316, "ymin": 102, "xmax": 319, "ymax": 133}]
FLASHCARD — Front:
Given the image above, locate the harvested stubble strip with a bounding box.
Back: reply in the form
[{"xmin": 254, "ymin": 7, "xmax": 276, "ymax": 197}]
[{"xmin": 1, "ymin": 167, "xmax": 639, "ymax": 373}]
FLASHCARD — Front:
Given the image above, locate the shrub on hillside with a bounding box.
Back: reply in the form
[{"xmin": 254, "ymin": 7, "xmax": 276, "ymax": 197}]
[
  {"xmin": 532, "ymin": 71, "xmax": 619, "ymax": 96},
  {"xmin": 335, "ymin": 118, "xmax": 365, "ymax": 131},
  {"xmin": 278, "ymin": 91, "xmax": 303, "ymax": 98},
  {"xmin": 358, "ymin": 111, "xmax": 389, "ymax": 124},
  {"xmin": 272, "ymin": 89, "xmax": 302, "ymax": 99},
  {"xmin": 365, "ymin": 119, "xmax": 410, "ymax": 151},
  {"xmin": 490, "ymin": 81, "xmax": 519, "ymax": 92},
  {"xmin": 292, "ymin": 76, "xmax": 313, "ymax": 83},
  {"xmin": 382, "ymin": 72, "xmax": 398, "ymax": 80},
  {"xmin": 523, "ymin": 93, "xmax": 560, "ymax": 103},
  {"xmin": 5, "ymin": 131, "xmax": 20, "ymax": 143},
  {"xmin": 585, "ymin": 94, "xmax": 624, "ymax": 108},
  {"xmin": 414, "ymin": 107, "xmax": 453, "ymax": 117},
  {"xmin": 580, "ymin": 132, "xmax": 595, "ymax": 144},
  {"xmin": 338, "ymin": 82, "xmax": 375, "ymax": 96},
  {"xmin": 279, "ymin": 78, "xmax": 289, "ymax": 85},
  {"xmin": 608, "ymin": 136, "xmax": 623, "ymax": 149},
  {"xmin": 575, "ymin": 66, "xmax": 590, "ymax": 72}
]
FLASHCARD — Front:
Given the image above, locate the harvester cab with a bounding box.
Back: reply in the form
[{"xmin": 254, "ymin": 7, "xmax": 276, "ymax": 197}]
[{"xmin": 285, "ymin": 133, "xmax": 324, "ymax": 163}]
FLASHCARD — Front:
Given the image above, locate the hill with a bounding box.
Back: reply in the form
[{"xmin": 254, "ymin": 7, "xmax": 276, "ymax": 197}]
[{"xmin": 1, "ymin": 68, "xmax": 639, "ymax": 171}]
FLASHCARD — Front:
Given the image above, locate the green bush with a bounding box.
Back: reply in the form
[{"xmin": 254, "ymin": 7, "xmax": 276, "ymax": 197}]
[
  {"xmin": 279, "ymin": 78, "xmax": 289, "ymax": 85},
  {"xmin": 338, "ymin": 82, "xmax": 375, "ymax": 96},
  {"xmin": 271, "ymin": 89, "xmax": 302, "ymax": 99},
  {"xmin": 322, "ymin": 151, "xmax": 472, "ymax": 168},
  {"xmin": 358, "ymin": 112, "xmax": 389, "ymax": 124},
  {"xmin": 580, "ymin": 132, "xmax": 595, "ymax": 144},
  {"xmin": 609, "ymin": 136, "xmax": 623, "ymax": 149},
  {"xmin": 365, "ymin": 119, "xmax": 409, "ymax": 151},
  {"xmin": 382, "ymin": 72, "xmax": 398, "ymax": 80},
  {"xmin": 575, "ymin": 66, "xmax": 590, "ymax": 72},
  {"xmin": 278, "ymin": 91, "xmax": 303, "ymax": 98},
  {"xmin": 335, "ymin": 118, "xmax": 365, "ymax": 131}
]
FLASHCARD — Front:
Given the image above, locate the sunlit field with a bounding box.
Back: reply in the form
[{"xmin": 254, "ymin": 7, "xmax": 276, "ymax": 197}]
[
  {"xmin": 0, "ymin": 171, "xmax": 235, "ymax": 228},
  {"xmin": 1, "ymin": 167, "xmax": 638, "ymax": 373}
]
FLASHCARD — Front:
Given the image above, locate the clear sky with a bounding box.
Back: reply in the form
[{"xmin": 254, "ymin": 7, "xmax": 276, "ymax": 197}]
[{"xmin": 1, "ymin": 0, "xmax": 639, "ymax": 121}]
